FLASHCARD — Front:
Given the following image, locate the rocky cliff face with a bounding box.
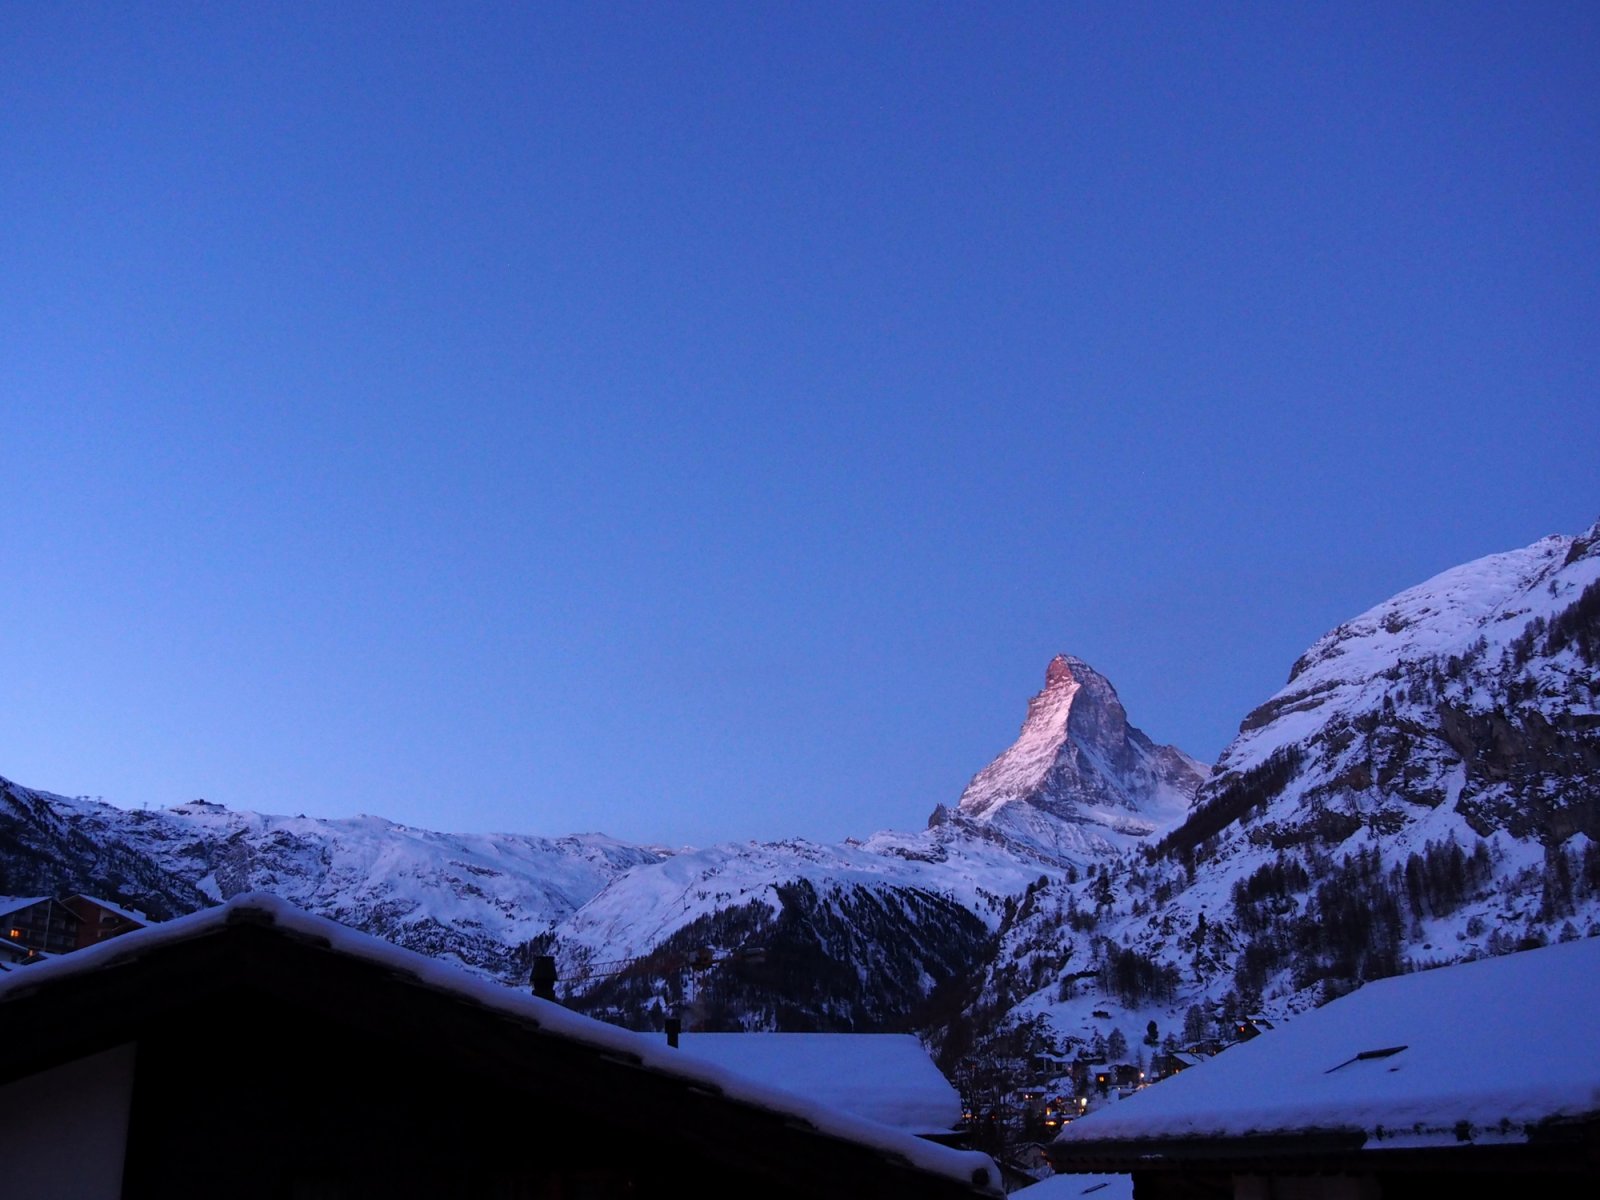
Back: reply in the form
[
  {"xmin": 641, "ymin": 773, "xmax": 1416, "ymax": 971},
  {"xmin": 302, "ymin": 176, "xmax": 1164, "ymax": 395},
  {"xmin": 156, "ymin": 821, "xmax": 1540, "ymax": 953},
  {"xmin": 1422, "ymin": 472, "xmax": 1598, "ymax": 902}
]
[{"xmin": 934, "ymin": 655, "xmax": 1208, "ymax": 861}]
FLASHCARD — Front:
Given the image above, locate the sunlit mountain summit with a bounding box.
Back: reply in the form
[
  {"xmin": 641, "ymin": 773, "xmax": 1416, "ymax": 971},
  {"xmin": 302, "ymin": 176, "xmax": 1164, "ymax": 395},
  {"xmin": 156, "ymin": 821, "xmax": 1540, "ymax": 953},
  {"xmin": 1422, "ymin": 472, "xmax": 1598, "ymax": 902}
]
[{"xmin": 930, "ymin": 654, "xmax": 1208, "ymax": 861}]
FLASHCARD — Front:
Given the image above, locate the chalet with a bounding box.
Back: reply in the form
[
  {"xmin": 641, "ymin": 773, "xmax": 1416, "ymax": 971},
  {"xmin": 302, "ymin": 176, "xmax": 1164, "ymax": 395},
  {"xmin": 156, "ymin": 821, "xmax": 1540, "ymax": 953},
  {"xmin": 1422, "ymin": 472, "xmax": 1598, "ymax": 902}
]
[
  {"xmin": 0, "ymin": 893, "xmax": 1003, "ymax": 1200},
  {"xmin": 0, "ymin": 895, "xmax": 79, "ymax": 956},
  {"xmin": 1151, "ymin": 1049, "xmax": 1207, "ymax": 1079},
  {"xmin": 1049, "ymin": 936, "xmax": 1600, "ymax": 1197},
  {"xmin": 1082, "ymin": 1062, "xmax": 1141, "ymax": 1095},
  {"xmin": 1232, "ymin": 1013, "xmax": 1275, "ymax": 1041},
  {"xmin": 0, "ymin": 893, "xmax": 149, "ymax": 962},
  {"xmin": 1008, "ymin": 1141, "xmax": 1053, "ymax": 1175}
]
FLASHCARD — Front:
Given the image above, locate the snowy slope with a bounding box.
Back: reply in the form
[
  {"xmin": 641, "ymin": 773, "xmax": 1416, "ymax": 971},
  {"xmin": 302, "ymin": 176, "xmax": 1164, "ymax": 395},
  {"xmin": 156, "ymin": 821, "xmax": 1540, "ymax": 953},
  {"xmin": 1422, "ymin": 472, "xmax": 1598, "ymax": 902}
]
[
  {"xmin": 1221, "ymin": 523, "xmax": 1600, "ymax": 777},
  {"xmin": 536, "ymin": 825, "xmax": 1080, "ymax": 1031},
  {"xmin": 11, "ymin": 526, "xmax": 1595, "ymax": 1069},
  {"xmin": 1, "ymin": 778, "xmax": 1065, "ymax": 1027},
  {"xmin": 1178, "ymin": 519, "xmax": 1600, "ymax": 857},
  {"xmin": 538, "ymin": 657, "xmax": 1207, "ymax": 1027},
  {"xmin": 554, "ymin": 832, "xmax": 1042, "ymax": 963},
  {"xmin": 1, "ymin": 785, "xmax": 666, "ymax": 976}
]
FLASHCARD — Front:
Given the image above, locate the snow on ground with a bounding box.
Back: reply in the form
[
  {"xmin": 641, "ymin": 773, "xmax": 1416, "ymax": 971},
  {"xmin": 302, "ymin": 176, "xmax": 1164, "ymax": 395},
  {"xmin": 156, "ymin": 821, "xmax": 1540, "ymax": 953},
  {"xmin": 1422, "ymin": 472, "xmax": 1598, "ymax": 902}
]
[{"xmin": 673, "ymin": 1032, "xmax": 962, "ymax": 1136}]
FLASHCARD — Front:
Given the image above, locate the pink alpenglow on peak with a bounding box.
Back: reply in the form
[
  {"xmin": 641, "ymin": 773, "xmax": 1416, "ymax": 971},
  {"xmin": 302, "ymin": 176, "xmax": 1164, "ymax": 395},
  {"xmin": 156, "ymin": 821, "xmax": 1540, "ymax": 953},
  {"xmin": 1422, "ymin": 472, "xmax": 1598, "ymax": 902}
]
[
  {"xmin": 936, "ymin": 656, "xmax": 1208, "ymax": 861},
  {"xmin": 1044, "ymin": 654, "xmax": 1076, "ymax": 689}
]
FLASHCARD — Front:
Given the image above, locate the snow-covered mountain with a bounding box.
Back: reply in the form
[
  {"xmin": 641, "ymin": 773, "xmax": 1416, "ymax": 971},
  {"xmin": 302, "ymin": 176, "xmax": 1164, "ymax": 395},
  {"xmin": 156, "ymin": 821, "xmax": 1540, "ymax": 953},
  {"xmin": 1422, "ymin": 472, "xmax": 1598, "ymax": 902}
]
[
  {"xmin": 530, "ymin": 695, "xmax": 1204, "ymax": 1031},
  {"xmin": 6, "ymin": 521, "xmax": 1596, "ymax": 1066},
  {"xmin": 2, "ymin": 654, "xmax": 1200, "ymax": 1031},
  {"xmin": 0, "ymin": 776, "xmax": 1073, "ymax": 1030},
  {"xmin": 0, "ymin": 777, "xmax": 210, "ymax": 921},
  {"xmin": 0, "ymin": 779, "xmax": 665, "ymax": 977},
  {"xmin": 539, "ymin": 826, "xmax": 1074, "ymax": 1031},
  {"xmin": 931, "ymin": 655, "xmax": 1207, "ymax": 861},
  {"xmin": 930, "ymin": 520, "xmax": 1600, "ymax": 1096},
  {"xmin": 1185, "ymin": 522, "xmax": 1600, "ymax": 851}
]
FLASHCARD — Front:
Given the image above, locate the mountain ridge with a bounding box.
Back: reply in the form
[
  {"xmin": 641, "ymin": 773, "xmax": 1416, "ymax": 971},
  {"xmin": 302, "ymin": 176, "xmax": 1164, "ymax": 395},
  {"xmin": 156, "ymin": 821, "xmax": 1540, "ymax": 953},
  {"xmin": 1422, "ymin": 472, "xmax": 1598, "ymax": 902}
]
[
  {"xmin": 2, "ymin": 644, "xmax": 1209, "ymax": 1030},
  {"xmin": 5, "ymin": 522, "xmax": 1598, "ymax": 1080}
]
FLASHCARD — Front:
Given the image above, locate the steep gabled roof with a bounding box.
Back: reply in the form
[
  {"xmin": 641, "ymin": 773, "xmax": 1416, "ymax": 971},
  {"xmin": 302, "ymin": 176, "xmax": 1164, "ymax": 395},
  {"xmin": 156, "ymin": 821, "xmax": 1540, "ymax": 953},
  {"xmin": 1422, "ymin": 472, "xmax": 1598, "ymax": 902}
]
[
  {"xmin": 0, "ymin": 896, "xmax": 50, "ymax": 920},
  {"xmin": 0, "ymin": 894, "xmax": 1001, "ymax": 1197}
]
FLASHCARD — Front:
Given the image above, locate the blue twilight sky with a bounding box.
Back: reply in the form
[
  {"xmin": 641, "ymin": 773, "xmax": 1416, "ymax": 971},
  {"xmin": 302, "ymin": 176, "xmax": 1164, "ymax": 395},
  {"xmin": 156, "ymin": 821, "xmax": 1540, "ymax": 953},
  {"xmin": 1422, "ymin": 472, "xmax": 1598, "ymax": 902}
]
[{"xmin": 2, "ymin": 3, "xmax": 1595, "ymax": 848}]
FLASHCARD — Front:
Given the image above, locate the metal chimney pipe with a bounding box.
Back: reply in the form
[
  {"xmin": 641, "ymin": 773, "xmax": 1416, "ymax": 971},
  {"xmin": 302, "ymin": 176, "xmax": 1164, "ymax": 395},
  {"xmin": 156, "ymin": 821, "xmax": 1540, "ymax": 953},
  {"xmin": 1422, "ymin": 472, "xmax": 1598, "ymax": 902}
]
[{"xmin": 531, "ymin": 954, "xmax": 558, "ymax": 1002}]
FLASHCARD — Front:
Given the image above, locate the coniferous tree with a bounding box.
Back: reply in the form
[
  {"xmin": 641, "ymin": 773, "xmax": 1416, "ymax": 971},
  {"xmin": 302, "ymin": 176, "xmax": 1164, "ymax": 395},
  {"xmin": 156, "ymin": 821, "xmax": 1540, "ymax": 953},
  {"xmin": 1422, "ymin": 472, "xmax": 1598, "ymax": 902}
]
[{"xmin": 1107, "ymin": 1027, "xmax": 1128, "ymax": 1061}]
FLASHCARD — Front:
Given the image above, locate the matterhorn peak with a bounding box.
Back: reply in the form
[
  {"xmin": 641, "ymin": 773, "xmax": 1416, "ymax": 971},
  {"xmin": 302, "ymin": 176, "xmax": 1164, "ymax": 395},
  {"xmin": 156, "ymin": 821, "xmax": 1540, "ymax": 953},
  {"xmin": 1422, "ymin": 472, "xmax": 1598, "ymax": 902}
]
[{"xmin": 946, "ymin": 655, "xmax": 1209, "ymax": 859}]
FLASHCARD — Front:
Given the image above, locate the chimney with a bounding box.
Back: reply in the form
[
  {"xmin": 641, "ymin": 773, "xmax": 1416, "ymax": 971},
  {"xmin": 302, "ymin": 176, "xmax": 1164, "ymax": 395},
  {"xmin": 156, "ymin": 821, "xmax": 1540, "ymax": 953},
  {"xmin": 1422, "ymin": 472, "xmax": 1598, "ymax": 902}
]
[
  {"xmin": 664, "ymin": 1016, "xmax": 681, "ymax": 1049},
  {"xmin": 531, "ymin": 955, "xmax": 558, "ymax": 1002}
]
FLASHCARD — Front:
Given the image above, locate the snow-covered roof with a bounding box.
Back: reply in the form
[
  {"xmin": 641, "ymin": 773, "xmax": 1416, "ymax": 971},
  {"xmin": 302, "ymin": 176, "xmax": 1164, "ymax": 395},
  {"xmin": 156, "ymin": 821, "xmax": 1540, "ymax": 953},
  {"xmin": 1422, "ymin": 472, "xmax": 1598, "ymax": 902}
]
[
  {"xmin": 1054, "ymin": 936, "xmax": 1600, "ymax": 1156},
  {"xmin": 1014, "ymin": 1173, "xmax": 1133, "ymax": 1200},
  {"xmin": 0, "ymin": 896, "xmax": 49, "ymax": 919},
  {"xmin": 673, "ymin": 1032, "xmax": 963, "ymax": 1136},
  {"xmin": 0, "ymin": 893, "xmax": 1001, "ymax": 1193}
]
